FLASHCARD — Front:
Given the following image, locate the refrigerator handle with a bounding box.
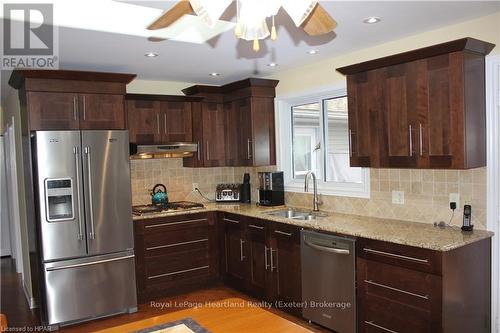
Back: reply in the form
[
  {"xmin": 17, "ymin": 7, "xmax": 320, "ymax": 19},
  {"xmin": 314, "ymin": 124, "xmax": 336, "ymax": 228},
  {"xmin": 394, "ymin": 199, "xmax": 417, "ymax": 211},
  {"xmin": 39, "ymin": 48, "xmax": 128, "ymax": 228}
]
[
  {"xmin": 73, "ymin": 147, "xmax": 84, "ymax": 241},
  {"xmin": 84, "ymin": 146, "xmax": 96, "ymax": 240}
]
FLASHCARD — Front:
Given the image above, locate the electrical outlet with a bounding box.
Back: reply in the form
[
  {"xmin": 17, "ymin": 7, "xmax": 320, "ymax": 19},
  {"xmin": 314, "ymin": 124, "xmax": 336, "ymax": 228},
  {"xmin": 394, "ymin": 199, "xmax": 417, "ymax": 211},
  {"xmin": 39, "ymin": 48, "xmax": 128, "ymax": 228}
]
[
  {"xmin": 192, "ymin": 183, "xmax": 199, "ymax": 191},
  {"xmin": 449, "ymin": 193, "xmax": 460, "ymax": 207},
  {"xmin": 392, "ymin": 190, "xmax": 405, "ymax": 205}
]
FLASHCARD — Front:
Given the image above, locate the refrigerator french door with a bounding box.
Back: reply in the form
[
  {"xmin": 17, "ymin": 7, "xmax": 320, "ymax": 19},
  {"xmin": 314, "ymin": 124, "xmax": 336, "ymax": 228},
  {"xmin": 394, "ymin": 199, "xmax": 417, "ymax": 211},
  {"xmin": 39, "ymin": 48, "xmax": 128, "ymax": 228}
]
[{"xmin": 33, "ymin": 130, "xmax": 137, "ymax": 326}]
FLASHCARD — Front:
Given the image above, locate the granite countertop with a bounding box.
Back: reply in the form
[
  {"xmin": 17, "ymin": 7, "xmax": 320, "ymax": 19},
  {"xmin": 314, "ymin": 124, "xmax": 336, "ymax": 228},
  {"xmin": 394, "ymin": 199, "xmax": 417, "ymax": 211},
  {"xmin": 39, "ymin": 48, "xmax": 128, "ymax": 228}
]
[{"xmin": 133, "ymin": 203, "xmax": 493, "ymax": 252}]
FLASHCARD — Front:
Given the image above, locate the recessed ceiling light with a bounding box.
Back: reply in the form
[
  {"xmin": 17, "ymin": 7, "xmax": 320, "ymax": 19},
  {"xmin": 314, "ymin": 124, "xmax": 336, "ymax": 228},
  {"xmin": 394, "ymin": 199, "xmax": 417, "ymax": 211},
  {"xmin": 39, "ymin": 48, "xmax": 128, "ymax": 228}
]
[
  {"xmin": 209, "ymin": 72, "xmax": 220, "ymax": 77},
  {"xmin": 144, "ymin": 52, "xmax": 159, "ymax": 57},
  {"xmin": 267, "ymin": 62, "xmax": 278, "ymax": 67},
  {"xmin": 307, "ymin": 50, "xmax": 318, "ymax": 55},
  {"xmin": 363, "ymin": 16, "xmax": 381, "ymax": 24}
]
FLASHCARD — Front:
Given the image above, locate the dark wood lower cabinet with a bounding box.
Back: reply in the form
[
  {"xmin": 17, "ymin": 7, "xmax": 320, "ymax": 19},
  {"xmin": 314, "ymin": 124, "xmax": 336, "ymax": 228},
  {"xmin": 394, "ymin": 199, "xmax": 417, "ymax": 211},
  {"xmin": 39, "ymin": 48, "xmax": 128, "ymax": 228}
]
[
  {"xmin": 356, "ymin": 237, "xmax": 491, "ymax": 333},
  {"xmin": 134, "ymin": 212, "xmax": 219, "ymax": 303},
  {"xmin": 134, "ymin": 211, "xmax": 491, "ymax": 332}
]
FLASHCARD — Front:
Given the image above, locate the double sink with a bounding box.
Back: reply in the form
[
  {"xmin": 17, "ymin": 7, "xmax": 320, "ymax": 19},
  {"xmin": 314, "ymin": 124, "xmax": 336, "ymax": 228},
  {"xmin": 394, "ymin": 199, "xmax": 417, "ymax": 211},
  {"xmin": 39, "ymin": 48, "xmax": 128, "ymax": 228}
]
[{"xmin": 265, "ymin": 208, "xmax": 328, "ymax": 221}]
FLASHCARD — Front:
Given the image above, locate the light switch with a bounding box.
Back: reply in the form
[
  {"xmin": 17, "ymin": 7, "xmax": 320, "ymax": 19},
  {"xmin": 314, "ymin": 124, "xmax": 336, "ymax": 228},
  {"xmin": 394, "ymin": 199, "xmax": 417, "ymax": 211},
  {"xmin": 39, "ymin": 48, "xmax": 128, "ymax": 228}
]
[{"xmin": 392, "ymin": 190, "xmax": 405, "ymax": 205}]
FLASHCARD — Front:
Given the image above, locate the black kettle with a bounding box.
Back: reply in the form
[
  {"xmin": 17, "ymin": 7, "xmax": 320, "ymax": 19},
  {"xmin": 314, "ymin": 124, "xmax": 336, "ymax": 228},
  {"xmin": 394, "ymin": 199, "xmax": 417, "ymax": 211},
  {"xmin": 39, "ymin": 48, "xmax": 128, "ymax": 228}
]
[{"xmin": 150, "ymin": 184, "xmax": 168, "ymax": 206}]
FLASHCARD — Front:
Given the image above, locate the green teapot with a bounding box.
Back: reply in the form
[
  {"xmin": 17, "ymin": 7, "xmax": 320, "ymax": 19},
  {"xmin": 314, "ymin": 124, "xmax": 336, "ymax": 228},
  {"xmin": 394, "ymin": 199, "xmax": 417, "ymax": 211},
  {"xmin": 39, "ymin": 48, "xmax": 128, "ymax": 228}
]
[{"xmin": 150, "ymin": 184, "xmax": 168, "ymax": 206}]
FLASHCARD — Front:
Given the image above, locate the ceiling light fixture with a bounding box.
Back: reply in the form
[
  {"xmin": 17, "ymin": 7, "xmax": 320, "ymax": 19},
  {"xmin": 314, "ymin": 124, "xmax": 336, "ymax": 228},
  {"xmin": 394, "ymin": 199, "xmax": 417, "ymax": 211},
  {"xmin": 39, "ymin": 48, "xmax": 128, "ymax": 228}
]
[
  {"xmin": 209, "ymin": 72, "xmax": 221, "ymax": 77},
  {"xmin": 189, "ymin": 0, "xmax": 329, "ymax": 52},
  {"xmin": 267, "ymin": 62, "xmax": 278, "ymax": 67},
  {"xmin": 307, "ymin": 50, "xmax": 318, "ymax": 55},
  {"xmin": 144, "ymin": 52, "xmax": 159, "ymax": 57},
  {"xmin": 363, "ymin": 16, "xmax": 381, "ymax": 24}
]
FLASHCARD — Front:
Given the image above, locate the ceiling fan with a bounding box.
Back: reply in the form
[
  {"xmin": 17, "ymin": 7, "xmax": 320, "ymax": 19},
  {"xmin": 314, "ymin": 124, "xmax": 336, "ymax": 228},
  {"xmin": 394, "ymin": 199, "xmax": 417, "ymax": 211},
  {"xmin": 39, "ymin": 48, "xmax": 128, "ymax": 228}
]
[{"xmin": 147, "ymin": 0, "xmax": 337, "ymax": 51}]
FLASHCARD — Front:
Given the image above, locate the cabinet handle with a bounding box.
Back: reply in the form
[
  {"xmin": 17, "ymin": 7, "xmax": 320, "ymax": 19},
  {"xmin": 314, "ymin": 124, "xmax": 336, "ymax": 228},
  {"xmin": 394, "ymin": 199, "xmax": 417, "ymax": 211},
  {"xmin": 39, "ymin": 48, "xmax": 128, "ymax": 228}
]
[
  {"xmin": 156, "ymin": 113, "xmax": 160, "ymax": 134},
  {"xmin": 274, "ymin": 230, "xmax": 293, "ymax": 236},
  {"xmin": 248, "ymin": 224, "xmax": 264, "ymax": 230},
  {"xmin": 247, "ymin": 138, "xmax": 252, "ymax": 159},
  {"xmin": 73, "ymin": 96, "xmax": 78, "ymax": 121},
  {"xmin": 82, "ymin": 96, "xmax": 86, "ymax": 120},
  {"xmin": 363, "ymin": 247, "xmax": 429, "ymax": 264},
  {"xmin": 365, "ymin": 321, "xmax": 398, "ymax": 333},
  {"xmin": 408, "ymin": 124, "xmax": 413, "ymax": 156},
  {"xmin": 240, "ymin": 239, "xmax": 245, "ymax": 261},
  {"xmin": 197, "ymin": 141, "xmax": 201, "ymax": 161},
  {"xmin": 264, "ymin": 245, "xmax": 270, "ymax": 270},
  {"xmin": 348, "ymin": 129, "xmax": 355, "ymax": 157},
  {"xmin": 148, "ymin": 265, "xmax": 209, "ymax": 280},
  {"xmin": 206, "ymin": 141, "xmax": 210, "ymax": 160},
  {"xmin": 270, "ymin": 248, "xmax": 276, "ymax": 272},
  {"xmin": 364, "ymin": 279, "xmax": 429, "ymax": 300},
  {"xmin": 419, "ymin": 123, "xmax": 424, "ymax": 156},
  {"xmin": 223, "ymin": 218, "xmax": 239, "ymax": 224},
  {"xmin": 164, "ymin": 113, "xmax": 167, "ymax": 134}
]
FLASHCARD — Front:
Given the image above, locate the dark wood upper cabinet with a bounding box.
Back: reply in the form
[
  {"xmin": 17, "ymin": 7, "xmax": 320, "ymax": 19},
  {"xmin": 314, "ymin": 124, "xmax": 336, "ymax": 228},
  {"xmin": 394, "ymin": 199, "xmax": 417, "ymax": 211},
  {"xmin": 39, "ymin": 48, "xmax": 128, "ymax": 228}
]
[
  {"xmin": 80, "ymin": 94, "xmax": 125, "ymax": 130},
  {"xmin": 9, "ymin": 69, "xmax": 135, "ymax": 131},
  {"xmin": 126, "ymin": 99, "xmax": 161, "ymax": 144},
  {"xmin": 337, "ymin": 37, "xmax": 495, "ymax": 169},
  {"xmin": 126, "ymin": 94, "xmax": 200, "ymax": 145},
  {"xmin": 27, "ymin": 92, "xmax": 80, "ymax": 130},
  {"xmin": 162, "ymin": 101, "xmax": 192, "ymax": 142},
  {"xmin": 183, "ymin": 78, "xmax": 279, "ymax": 168}
]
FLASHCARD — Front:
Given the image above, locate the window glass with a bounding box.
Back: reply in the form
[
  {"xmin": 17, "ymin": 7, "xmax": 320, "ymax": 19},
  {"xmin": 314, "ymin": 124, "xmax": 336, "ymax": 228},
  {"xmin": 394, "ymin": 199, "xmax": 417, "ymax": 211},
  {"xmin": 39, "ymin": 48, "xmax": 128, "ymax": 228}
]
[
  {"xmin": 324, "ymin": 97, "xmax": 362, "ymax": 183},
  {"xmin": 291, "ymin": 102, "xmax": 321, "ymax": 180}
]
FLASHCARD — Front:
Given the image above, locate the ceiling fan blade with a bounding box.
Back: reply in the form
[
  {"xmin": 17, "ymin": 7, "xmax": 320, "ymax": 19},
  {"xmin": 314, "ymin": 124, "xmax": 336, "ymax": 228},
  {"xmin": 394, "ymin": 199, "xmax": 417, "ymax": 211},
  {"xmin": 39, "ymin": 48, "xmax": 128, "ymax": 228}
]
[
  {"xmin": 301, "ymin": 3, "xmax": 337, "ymax": 36},
  {"xmin": 147, "ymin": 0, "xmax": 193, "ymax": 30}
]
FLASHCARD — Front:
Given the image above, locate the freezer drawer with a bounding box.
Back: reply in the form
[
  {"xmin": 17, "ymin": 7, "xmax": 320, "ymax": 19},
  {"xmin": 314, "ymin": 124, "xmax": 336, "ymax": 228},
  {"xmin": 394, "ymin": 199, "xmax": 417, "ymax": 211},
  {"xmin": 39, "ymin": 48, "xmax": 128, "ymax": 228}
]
[{"xmin": 43, "ymin": 252, "xmax": 137, "ymax": 326}]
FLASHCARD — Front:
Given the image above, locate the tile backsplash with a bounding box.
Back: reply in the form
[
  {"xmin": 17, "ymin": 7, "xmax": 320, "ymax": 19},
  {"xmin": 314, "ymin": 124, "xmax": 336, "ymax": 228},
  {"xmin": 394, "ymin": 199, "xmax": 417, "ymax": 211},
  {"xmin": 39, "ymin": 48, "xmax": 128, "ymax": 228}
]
[{"xmin": 130, "ymin": 159, "xmax": 487, "ymax": 229}]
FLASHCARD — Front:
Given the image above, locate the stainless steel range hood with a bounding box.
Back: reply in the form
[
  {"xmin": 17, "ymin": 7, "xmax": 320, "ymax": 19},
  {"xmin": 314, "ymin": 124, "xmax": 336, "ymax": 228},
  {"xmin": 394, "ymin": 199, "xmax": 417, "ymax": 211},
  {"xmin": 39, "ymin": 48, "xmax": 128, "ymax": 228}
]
[{"xmin": 130, "ymin": 142, "xmax": 198, "ymax": 159}]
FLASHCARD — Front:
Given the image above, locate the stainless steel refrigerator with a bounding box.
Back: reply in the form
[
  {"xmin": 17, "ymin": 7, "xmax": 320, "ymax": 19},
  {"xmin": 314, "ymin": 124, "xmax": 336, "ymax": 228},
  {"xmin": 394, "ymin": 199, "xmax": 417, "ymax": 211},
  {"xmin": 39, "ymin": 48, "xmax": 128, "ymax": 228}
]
[{"xmin": 32, "ymin": 130, "xmax": 137, "ymax": 327}]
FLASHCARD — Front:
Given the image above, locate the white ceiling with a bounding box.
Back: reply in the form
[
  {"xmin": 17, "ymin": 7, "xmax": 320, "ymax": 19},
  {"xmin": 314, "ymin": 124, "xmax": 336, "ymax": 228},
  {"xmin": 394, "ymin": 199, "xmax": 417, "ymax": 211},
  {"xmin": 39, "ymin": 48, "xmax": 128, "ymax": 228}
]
[{"xmin": 2, "ymin": 1, "xmax": 499, "ymax": 85}]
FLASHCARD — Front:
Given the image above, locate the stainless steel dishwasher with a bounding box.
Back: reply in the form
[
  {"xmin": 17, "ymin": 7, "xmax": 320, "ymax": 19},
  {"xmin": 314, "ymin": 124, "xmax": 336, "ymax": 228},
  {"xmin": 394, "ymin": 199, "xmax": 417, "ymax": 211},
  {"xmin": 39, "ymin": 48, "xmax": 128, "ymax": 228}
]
[{"xmin": 301, "ymin": 230, "xmax": 356, "ymax": 333}]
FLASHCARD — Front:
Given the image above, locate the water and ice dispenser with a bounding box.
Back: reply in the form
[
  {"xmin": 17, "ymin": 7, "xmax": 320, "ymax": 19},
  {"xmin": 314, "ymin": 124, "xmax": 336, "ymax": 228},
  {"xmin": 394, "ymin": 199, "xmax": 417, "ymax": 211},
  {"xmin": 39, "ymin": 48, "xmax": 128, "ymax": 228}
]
[{"xmin": 45, "ymin": 178, "xmax": 74, "ymax": 222}]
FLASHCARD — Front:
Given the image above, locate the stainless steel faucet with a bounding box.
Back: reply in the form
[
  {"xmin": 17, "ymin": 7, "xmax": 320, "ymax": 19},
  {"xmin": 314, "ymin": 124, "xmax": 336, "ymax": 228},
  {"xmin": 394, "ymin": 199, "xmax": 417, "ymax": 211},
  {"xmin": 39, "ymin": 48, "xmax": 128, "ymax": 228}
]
[{"xmin": 304, "ymin": 171, "xmax": 320, "ymax": 212}]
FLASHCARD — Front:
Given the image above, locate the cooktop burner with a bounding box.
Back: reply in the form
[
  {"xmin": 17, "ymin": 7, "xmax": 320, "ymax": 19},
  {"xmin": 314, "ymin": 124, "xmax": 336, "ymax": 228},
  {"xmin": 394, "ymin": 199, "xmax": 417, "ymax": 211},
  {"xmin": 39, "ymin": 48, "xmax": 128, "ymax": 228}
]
[{"xmin": 132, "ymin": 201, "xmax": 205, "ymax": 216}]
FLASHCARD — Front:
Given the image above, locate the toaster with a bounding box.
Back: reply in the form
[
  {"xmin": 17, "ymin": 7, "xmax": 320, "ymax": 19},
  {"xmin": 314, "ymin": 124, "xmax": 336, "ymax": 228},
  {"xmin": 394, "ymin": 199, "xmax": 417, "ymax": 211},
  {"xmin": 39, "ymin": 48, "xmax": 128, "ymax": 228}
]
[{"xmin": 216, "ymin": 184, "xmax": 241, "ymax": 202}]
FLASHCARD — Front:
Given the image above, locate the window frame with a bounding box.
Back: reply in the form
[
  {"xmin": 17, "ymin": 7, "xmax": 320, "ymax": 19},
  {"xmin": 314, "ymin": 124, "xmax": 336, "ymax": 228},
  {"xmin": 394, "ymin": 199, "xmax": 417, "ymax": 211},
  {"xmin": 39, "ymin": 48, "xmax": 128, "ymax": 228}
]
[{"xmin": 276, "ymin": 88, "xmax": 370, "ymax": 198}]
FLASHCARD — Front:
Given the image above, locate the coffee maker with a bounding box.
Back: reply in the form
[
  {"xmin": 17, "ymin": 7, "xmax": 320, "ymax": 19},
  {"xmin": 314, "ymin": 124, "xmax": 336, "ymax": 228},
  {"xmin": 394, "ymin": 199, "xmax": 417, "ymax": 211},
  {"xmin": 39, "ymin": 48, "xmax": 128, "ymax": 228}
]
[{"xmin": 258, "ymin": 171, "xmax": 285, "ymax": 206}]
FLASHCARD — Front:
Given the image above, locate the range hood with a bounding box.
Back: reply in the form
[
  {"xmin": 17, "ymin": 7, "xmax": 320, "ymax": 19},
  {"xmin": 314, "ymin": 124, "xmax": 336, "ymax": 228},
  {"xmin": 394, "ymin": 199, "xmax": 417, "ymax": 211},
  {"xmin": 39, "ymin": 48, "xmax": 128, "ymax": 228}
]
[{"xmin": 130, "ymin": 142, "xmax": 198, "ymax": 159}]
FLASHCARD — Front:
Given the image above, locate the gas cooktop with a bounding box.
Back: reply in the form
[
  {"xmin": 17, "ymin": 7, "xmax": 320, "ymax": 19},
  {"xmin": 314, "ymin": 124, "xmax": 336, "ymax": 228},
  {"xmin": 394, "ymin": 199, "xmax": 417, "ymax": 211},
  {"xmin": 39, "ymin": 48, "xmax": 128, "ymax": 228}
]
[{"xmin": 132, "ymin": 201, "xmax": 205, "ymax": 216}]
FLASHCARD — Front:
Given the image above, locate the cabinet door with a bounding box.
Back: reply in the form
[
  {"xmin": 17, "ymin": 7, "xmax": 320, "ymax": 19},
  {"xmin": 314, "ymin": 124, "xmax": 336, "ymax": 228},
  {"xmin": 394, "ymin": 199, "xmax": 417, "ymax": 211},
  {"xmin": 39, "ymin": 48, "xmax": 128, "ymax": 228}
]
[
  {"xmin": 224, "ymin": 99, "xmax": 253, "ymax": 166},
  {"xmin": 346, "ymin": 71, "xmax": 382, "ymax": 167},
  {"xmin": 379, "ymin": 64, "xmax": 418, "ymax": 168},
  {"xmin": 245, "ymin": 218, "xmax": 269, "ymax": 299},
  {"xmin": 126, "ymin": 99, "xmax": 161, "ymax": 144},
  {"xmin": 161, "ymin": 101, "xmax": 192, "ymax": 142},
  {"xmin": 221, "ymin": 214, "xmax": 247, "ymax": 290},
  {"xmin": 27, "ymin": 92, "xmax": 79, "ymax": 130},
  {"xmin": 202, "ymin": 102, "xmax": 226, "ymax": 167},
  {"xmin": 183, "ymin": 102, "xmax": 204, "ymax": 167},
  {"xmin": 80, "ymin": 94, "xmax": 125, "ymax": 130},
  {"xmin": 422, "ymin": 54, "xmax": 462, "ymax": 168},
  {"xmin": 269, "ymin": 223, "xmax": 302, "ymax": 315},
  {"xmin": 250, "ymin": 97, "xmax": 276, "ymax": 166}
]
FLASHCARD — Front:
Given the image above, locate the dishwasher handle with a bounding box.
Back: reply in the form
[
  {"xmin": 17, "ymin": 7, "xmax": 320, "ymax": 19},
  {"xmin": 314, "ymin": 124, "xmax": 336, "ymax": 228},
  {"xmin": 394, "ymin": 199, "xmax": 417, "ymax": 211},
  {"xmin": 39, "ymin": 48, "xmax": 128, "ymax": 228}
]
[{"xmin": 304, "ymin": 239, "xmax": 350, "ymax": 255}]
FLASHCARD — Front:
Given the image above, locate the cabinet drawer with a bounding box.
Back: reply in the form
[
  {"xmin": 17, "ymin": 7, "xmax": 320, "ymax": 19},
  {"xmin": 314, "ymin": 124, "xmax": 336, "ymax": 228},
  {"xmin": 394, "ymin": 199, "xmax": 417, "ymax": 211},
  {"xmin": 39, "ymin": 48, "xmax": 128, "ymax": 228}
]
[
  {"xmin": 143, "ymin": 213, "xmax": 209, "ymax": 233},
  {"xmin": 145, "ymin": 248, "xmax": 209, "ymax": 281},
  {"xmin": 357, "ymin": 238, "xmax": 441, "ymax": 274},
  {"xmin": 145, "ymin": 229, "xmax": 209, "ymax": 258},
  {"xmin": 359, "ymin": 259, "xmax": 441, "ymax": 310},
  {"xmin": 363, "ymin": 294, "xmax": 433, "ymax": 333},
  {"xmin": 271, "ymin": 222, "xmax": 300, "ymax": 243}
]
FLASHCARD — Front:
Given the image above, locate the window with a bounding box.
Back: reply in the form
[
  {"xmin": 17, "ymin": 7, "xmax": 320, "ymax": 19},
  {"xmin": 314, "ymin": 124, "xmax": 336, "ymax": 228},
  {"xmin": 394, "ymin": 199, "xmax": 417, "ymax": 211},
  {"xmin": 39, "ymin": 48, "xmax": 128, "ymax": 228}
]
[{"xmin": 278, "ymin": 90, "xmax": 370, "ymax": 198}]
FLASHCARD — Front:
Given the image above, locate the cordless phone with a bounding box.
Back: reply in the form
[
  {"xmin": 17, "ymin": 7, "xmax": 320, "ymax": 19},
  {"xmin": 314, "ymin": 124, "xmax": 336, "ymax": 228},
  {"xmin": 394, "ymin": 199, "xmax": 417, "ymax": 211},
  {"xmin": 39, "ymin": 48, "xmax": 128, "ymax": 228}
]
[{"xmin": 461, "ymin": 204, "xmax": 473, "ymax": 231}]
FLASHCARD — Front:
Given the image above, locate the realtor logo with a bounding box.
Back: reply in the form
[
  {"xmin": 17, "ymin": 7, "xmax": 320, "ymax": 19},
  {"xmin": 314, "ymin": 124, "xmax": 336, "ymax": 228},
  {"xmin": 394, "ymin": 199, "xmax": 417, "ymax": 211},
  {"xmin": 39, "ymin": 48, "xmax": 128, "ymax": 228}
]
[{"xmin": 2, "ymin": 3, "xmax": 58, "ymax": 69}]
